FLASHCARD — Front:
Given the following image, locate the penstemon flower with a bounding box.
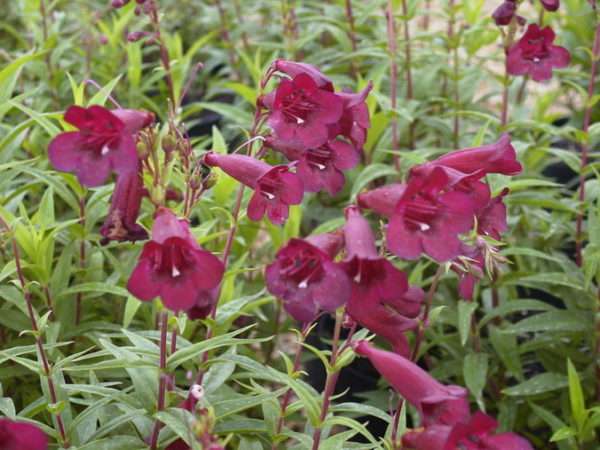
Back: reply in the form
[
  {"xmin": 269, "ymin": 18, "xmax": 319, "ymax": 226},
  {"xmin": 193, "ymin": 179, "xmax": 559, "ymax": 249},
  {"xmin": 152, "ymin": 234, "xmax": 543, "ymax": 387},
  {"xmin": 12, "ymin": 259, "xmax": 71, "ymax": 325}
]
[
  {"xmin": 265, "ymin": 73, "xmax": 343, "ymax": 149},
  {"xmin": 48, "ymin": 105, "xmax": 152, "ymax": 187},
  {"xmin": 99, "ymin": 163, "xmax": 148, "ymax": 245},
  {"xmin": 336, "ymin": 82, "xmax": 373, "ymax": 152},
  {"xmin": 127, "ymin": 209, "xmax": 224, "ymax": 314},
  {"xmin": 203, "ymin": 152, "xmax": 304, "ymax": 226},
  {"xmin": 402, "ymin": 412, "xmax": 533, "ymax": 450},
  {"xmin": 0, "ymin": 418, "xmax": 48, "ymax": 450},
  {"xmin": 540, "ymin": 0, "xmax": 560, "ymax": 11},
  {"xmin": 265, "ymin": 232, "xmax": 350, "ymax": 322},
  {"xmin": 492, "ymin": 1, "xmax": 517, "ymax": 26},
  {"xmin": 352, "ymin": 340, "xmax": 471, "ymax": 427},
  {"xmin": 506, "ymin": 24, "xmax": 570, "ymax": 82},
  {"xmin": 387, "ymin": 168, "xmax": 476, "ymax": 262},
  {"xmin": 341, "ymin": 206, "xmax": 409, "ymax": 314}
]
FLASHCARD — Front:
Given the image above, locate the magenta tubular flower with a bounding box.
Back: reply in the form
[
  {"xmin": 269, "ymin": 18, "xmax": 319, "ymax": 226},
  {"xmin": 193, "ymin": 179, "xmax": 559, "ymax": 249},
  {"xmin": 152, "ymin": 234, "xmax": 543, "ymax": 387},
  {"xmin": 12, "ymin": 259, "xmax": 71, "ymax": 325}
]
[
  {"xmin": 410, "ymin": 134, "xmax": 522, "ymax": 181},
  {"xmin": 540, "ymin": 0, "xmax": 559, "ymax": 11},
  {"xmin": 99, "ymin": 166, "xmax": 148, "ymax": 245},
  {"xmin": 346, "ymin": 304, "xmax": 417, "ymax": 357},
  {"xmin": 357, "ymin": 183, "xmax": 407, "ymax": 218},
  {"xmin": 387, "ymin": 168, "xmax": 477, "ymax": 262},
  {"xmin": 353, "ymin": 340, "xmax": 470, "ymax": 427},
  {"xmin": 445, "ymin": 412, "xmax": 533, "ymax": 450},
  {"xmin": 476, "ymin": 188, "xmax": 509, "ymax": 240},
  {"xmin": 492, "ymin": 1, "xmax": 516, "ymax": 26},
  {"xmin": 506, "ymin": 24, "xmax": 570, "ymax": 82},
  {"xmin": 297, "ymin": 140, "xmax": 359, "ymax": 195},
  {"xmin": 203, "ymin": 152, "xmax": 304, "ymax": 226},
  {"xmin": 48, "ymin": 105, "xmax": 151, "ymax": 187},
  {"xmin": 0, "ymin": 418, "xmax": 48, "ymax": 450},
  {"xmin": 127, "ymin": 209, "xmax": 224, "ymax": 313},
  {"xmin": 272, "ymin": 59, "xmax": 334, "ymax": 91},
  {"xmin": 452, "ymin": 245, "xmax": 485, "ymax": 301},
  {"xmin": 265, "ymin": 232, "xmax": 351, "ymax": 322},
  {"xmin": 341, "ymin": 206, "xmax": 408, "ymax": 314},
  {"xmin": 267, "ymin": 73, "xmax": 343, "ymax": 149},
  {"xmin": 337, "ymin": 82, "xmax": 373, "ymax": 152}
]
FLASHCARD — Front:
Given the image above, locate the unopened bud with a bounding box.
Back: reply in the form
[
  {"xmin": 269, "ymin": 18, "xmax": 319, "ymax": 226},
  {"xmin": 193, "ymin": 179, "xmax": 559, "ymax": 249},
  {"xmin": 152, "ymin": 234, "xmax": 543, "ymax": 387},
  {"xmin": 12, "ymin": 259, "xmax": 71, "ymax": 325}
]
[
  {"xmin": 201, "ymin": 172, "xmax": 218, "ymax": 190},
  {"xmin": 136, "ymin": 140, "xmax": 149, "ymax": 159},
  {"xmin": 110, "ymin": 0, "xmax": 131, "ymax": 8},
  {"xmin": 341, "ymin": 313, "xmax": 355, "ymax": 329},
  {"xmin": 126, "ymin": 30, "xmax": 147, "ymax": 42},
  {"xmin": 98, "ymin": 34, "xmax": 109, "ymax": 45},
  {"xmin": 161, "ymin": 134, "xmax": 177, "ymax": 154}
]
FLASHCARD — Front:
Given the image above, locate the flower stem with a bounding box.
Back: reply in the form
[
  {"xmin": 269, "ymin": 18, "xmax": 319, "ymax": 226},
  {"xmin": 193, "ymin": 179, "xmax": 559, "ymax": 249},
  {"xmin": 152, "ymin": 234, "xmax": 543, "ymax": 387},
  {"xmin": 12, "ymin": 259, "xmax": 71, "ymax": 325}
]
[
  {"xmin": 312, "ymin": 311, "xmax": 344, "ymax": 450},
  {"xmin": 576, "ymin": 21, "xmax": 600, "ymax": 268},
  {"xmin": 401, "ymin": 0, "xmax": 415, "ymax": 150},
  {"xmin": 386, "ymin": 0, "xmax": 400, "ymax": 170},
  {"xmin": 345, "ymin": 0, "xmax": 359, "ymax": 79},
  {"xmin": 149, "ymin": 310, "xmax": 169, "ymax": 450},
  {"xmin": 0, "ymin": 216, "xmax": 69, "ymax": 448},
  {"xmin": 75, "ymin": 194, "xmax": 86, "ymax": 325},
  {"xmin": 272, "ymin": 320, "xmax": 314, "ymax": 449},
  {"xmin": 448, "ymin": 0, "xmax": 460, "ymax": 147},
  {"xmin": 410, "ymin": 265, "xmax": 444, "ymax": 362},
  {"xmin": 148, "ymin": 1, "xmax": 177, "ymax": 115}
]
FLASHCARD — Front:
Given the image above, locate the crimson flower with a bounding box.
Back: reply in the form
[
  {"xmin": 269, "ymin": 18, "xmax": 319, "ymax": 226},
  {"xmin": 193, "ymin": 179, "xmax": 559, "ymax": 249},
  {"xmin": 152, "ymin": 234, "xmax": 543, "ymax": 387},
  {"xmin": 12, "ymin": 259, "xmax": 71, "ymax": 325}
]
[
  {"xmin": 410, "ymin": 134, "xmax": 522, "ymax": 181},
  {"xmin": 353, "ymin": 340, "xmax": 470, "ymax": 427},
  {"xmin": 0, "ymin": 418, "xmax": 48, "ymax": 450},
  {"xmin": 476, "ymin": 188, "xmax": 509, "ymax": 240},
  {"xmin": 402, "ymin": 412, "xmax": 533, "ymax": 450},
  {"xmin": 271, "ymin": 59, "xmax": 334, "ymax": 91},
  {"xmin": 387, "ymin": 168, "xmax": 476, "ymax": 262},
  {"xmin": 336, "ymin": 82, "xmax": 373, "ymax": 152},
  {"xmin": 452, "ymin": 245, "xmax": 485, "ymax": 301},
  {"xmin": 345, "ymin": 286, "xmax": 424, "ymax": 358},
  {"xmin": 506, "ymin": 24, "xmax": 570, "ymax": 82},
  {"xmin": 127, "ymin": 209, "xmax": 224, "ymax": 313},
  {"xmin": 265, "ymin": 232, "xmax": 351, "ymax": 322},
  {"xmin": 540, "ymin": 0, "xmax": 559, "ymax": 11},
  {"xmin": 203, "ymin": 152, "xmax": 303, "ymax": 226},
  {"xmin": 492, "ymin": 1, "xmax": 516, "ymax": 26},
  {"xmin": 48, "ymin": 105, "xmax": 152, "ymax": 187},
  {"xmin": 267, "ymin": 73, "xmax": 343, "ymax": 149},
  {"xmin": 297, "ymin": 140, "xmax": 359, "ymax": 195},
  {"xmin": 357, "ymin": 183, "xmax": 407, "ymax": 218},
  {"xmin": 99, "ymin": 165, "xmax": 148, "ymax": 245},
  {"xmin": 341, "ymin": 206, "xmax": 408, "ymax": 315}
]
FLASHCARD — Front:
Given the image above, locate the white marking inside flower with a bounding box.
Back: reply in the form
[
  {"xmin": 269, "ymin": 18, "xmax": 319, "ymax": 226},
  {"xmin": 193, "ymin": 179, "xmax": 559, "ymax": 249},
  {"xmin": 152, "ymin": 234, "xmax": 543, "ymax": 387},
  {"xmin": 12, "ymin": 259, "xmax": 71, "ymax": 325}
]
[
  {"xmin": 533, "ymin": 57, "xmax": 540, "ymax": 63},
  {"xmin": 298, "ymin": 280, "xmax": 308, "ymax": 289},
  {"xmin": 354, "ymin": 272, "xmax": 361, "ymax": 283},
  {"xmin": 172, "ymin": 266, "xmax": 181, "ymax": 277},
  {"xmin": 296, "ymin": 117, "xmax": 305, "ymax": 124},
  {"xmin": 101, "ymin": 145, "xmax": 110, "ymax": 156},
  {"xmin": 315, "ymin": 163, "xmax": 326, "ymax": 170},
  {"xmin": 264, "ymin": 192, "xmax": 275, "ymax": 200},
  {"xmin": 418, "ymin": 222, "xmax": 430, "ymax": 231}
]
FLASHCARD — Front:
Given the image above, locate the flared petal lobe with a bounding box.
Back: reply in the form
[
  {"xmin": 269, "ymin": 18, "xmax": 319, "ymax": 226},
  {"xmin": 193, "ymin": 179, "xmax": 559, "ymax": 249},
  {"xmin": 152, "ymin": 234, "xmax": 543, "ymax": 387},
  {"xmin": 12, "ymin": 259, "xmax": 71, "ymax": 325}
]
[{"xmin": 0, "ymin": 418, "xmax": 48, "ymax": 450}]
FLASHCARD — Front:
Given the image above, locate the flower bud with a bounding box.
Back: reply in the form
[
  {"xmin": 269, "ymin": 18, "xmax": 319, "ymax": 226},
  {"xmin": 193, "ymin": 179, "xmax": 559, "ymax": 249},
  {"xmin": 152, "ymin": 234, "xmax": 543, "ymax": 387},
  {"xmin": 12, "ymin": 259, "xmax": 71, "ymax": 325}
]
[
  {"xmin": 136, "ymin": 140, "xmax": 149, "ymax": 159},
  {"xmin": 201, "ymin": 172, "xmax": 218, "ymax": 190}
]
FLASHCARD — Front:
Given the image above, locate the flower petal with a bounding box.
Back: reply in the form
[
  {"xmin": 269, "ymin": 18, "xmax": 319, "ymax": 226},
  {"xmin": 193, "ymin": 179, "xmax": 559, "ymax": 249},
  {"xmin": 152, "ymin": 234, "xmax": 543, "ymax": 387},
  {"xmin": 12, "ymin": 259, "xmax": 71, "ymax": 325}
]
[
  {"xmin": 48, "ymin": 132, "xmax": 83, "ymax": 172},
  {"xmin": 127, "ymin": 260, "xmax": 161, "ymax": 301}
]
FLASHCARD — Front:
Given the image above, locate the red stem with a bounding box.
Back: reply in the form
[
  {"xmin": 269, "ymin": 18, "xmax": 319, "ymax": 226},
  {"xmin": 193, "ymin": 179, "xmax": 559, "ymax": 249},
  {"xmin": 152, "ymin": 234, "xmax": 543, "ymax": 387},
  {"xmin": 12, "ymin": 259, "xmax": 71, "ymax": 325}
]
[
  {"xmin": 401, "ymin": 0, "xmax": 415, "ymax": 150},
  {"xmin": 150, "ymin": 310, "xmax": 169, "ymax": 449},
  {"xmin": 0, "ymin": 217, "xmax": 69, "ymax": 447},
  {"xmin": 386, "ymin": 0, "xmax": 400, "ymax": 170},
  {"xmin": 576, "ymin": 21, "xmax": 600, "ymax": 267}
]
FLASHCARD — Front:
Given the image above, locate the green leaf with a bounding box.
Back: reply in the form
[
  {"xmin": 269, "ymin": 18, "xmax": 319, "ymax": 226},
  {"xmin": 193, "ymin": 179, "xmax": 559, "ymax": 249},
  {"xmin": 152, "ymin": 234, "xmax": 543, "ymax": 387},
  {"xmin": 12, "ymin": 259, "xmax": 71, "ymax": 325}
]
[
  {"xmin": 457, "ymin": 301, "xmax": 478, "ymax": 347},
  {"xmin": 57, "ymin": 282, "xmax": 130, "ymax": 298},
  {"xmin": 567, "ymin": 359, "xmax": 588, "ymax": 433},
  {"xmin": 502, "ymin": 311, "xmax": 593, "ymax": 335},
  {"xmin": 322, "ymin": 415, "xmax": 377, "ymax": 444},
  {"xmin": 123, "ymin": 295, "xmax": 142, "ymax": 328},
  {"xmin": 503, "ymin": 373, "xmax": 568, "ymax": 396},
  {"xmin": 0, "ymin": 51, "xmax": 46, "ymax": 104},
  {"xmin": 87, "ymin": 75, "xmax": 123, "ymax": 106},
  {"xmin": 213, "ymin": 388, "xmax": 287, "ymax": 420},
  {"xmin": 550, "ymin": 427, "xmax": 578, "ymax": 442},
  {"xmin": 463, "ymin": 353, "xmax": 488, "ymax": 411}
]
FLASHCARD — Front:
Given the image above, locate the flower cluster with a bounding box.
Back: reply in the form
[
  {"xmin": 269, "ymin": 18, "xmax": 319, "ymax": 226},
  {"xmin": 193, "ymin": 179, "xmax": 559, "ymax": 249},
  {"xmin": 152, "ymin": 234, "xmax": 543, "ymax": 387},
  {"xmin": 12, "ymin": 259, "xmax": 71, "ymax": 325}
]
[
  {"xmin": 353, "ymin": 341, "xmax": 533, "ymax": 450},
  {"xmin": 204, "ymin": 60, "xmax": 371, "ymax": 226}
]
